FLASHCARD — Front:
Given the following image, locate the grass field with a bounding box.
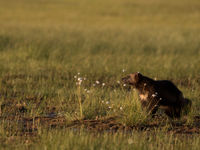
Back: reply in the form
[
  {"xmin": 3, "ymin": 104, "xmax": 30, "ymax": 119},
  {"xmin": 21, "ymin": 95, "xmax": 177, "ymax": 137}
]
[{"xmin": 0, "ymin": 0, "xmax": 200, "ymax": 149}]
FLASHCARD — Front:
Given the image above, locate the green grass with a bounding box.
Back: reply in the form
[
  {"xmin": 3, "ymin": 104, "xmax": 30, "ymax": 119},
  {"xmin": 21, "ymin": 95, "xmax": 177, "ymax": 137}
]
[
  {"xmin": 1, "ymin": 127, "xmax": 200, "ymax": 150},
  {"xmin": 0, "ymin": 0, "xmax": 200, "ymax": 149}
]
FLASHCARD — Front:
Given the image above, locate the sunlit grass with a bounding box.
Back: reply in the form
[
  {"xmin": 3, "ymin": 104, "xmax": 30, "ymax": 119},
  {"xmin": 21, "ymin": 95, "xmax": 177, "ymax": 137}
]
[{"xmin": 0, "ymin": 0, "xmax": 200, "ymax": 149}]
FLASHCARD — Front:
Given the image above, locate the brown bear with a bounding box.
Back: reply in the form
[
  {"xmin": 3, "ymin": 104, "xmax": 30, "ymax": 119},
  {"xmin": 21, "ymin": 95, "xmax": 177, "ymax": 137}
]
[{"xmin": 122, "ymin": 72, "xmax": 192, "ymax": 118}]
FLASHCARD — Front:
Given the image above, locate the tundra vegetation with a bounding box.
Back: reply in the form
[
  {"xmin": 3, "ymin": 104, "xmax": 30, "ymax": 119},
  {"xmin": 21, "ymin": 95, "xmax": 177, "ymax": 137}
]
[{"xmin": 0, "ymin": 0, "xmax": 200, "ymax": 149}]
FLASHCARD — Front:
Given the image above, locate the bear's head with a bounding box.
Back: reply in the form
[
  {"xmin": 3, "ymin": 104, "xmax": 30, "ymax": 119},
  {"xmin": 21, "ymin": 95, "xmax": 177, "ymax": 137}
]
[{"xmin": 122, "ymin": 72, "xmax": 143, "ymax": 86}]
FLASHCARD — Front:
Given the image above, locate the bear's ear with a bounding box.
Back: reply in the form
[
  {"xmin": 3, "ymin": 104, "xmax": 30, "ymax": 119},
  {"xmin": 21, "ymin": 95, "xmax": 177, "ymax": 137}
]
[
  {"xmin": 137, "ymin": 72, "xmax": 142, "ymax": 78},
  {"xmin": 135, "ymin": 72, "xmax": 142, "ymax": 82}
]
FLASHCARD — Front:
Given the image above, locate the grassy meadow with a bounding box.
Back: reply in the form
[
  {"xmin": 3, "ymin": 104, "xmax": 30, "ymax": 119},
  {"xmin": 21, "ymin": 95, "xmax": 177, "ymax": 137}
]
[{"xmin": 0, "ymin": 0, "xmax": 200, "ymax": 149}]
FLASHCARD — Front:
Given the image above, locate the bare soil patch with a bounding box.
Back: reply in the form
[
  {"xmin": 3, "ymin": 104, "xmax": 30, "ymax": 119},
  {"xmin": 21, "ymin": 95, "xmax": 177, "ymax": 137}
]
[
  {"xmin": 66, "ymin": 116, "xmax": 200, "ymax": 134},
  {"xmin": 1, "ymin": 115, "xmax": 200, "ymax": 136}
]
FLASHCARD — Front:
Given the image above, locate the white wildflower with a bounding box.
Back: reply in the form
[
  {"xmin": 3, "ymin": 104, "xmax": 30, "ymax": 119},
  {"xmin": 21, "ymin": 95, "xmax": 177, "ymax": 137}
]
[
  {"xmin": 84, "ymin": 89, "xmax": 87, "ymax": 91},
  {"xmin": 122, "ymin": 69, "xmax": 125, "ymax": 72},
  {"xmin": 117, "ymin": 81, "xmax": 120, "ymax": 84},
  {"xmin": 78, "ymin": 72, "xmax": 80, "ymax": 75},
  {"xmin": 93, "ymin": 84, "xmax": 96, "ymax": 87},
  {"xmin": 96, "ymin": 81, "xmax": 100, "ymax": 84},
  {"xmin": 152, "ymin": 94, "xmax": 156, "ymax": 97},
  {"xmin": 102, "ymin": 100, "xmax": 104, "ymax": 103},
  {"xmin": 76, "ymin": 78, "xmax": 83, "ymax": 85},
  {"xmin": 84, "ymin": 77, "xmax": 86, "ymax": 80},
  {"xmin": 108, "ymin": 106, "xmax": 112, "ymax": 109},
  {"xmin": 106, "ymin": 101, "xmax": 109, "ymax": 104},
  {"xmin": 87, "ymin": 90, "xmax": 90, "ymax": 93},
  {"xmin": 102, "ymin": 83, "xmax": 105, "ymax": 86},
  {"xmin": 123, "ymin": 84, "xmax": 126, "ymax": 87},
  {"xmin": 74, "ymin": 75, "xmax": 77, "ymax": 79},
  {"xmin": 78, "ymin": 77, "xmax": 82, "ymax": 81},
  {"xmin": 120, "ymin": 107, "xmax": 123, "ymax": 110}
]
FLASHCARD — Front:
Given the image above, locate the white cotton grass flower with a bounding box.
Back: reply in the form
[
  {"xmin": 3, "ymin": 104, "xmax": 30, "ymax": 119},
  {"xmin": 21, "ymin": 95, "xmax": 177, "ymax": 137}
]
[
  {"xmin": 76, "ymin": 77, "xmax": 83, "ymax": 85},
  {"xmin": 152, "ymin": 94, "xmax": 156, "ymax": 97},
  {"xmin": 87, "ymin": 90, "xmax": 90, "ymax": 93},
  {"xmin": 120, "ymin": 107, "xmax": 123, "ymax": 110},
  {"xmin": 93, "ymin": 84, "xmax": 96, "ymax": 87},
  {"xmin": 102, "ymin": 100, "xmax": 104, "ymax": 103},
  {"xmin": 84, "ymin": 77, "xmax": 86, "ymax": 80},
  {"xmin": 96, "ymin": 81, "xmax": 100, "ymax": 84},
  {"xmin": 77, "ymin": 81, "xmax": 82, "ymax": 85},
  {"xmin": 117, "ymin": 81, "xmax": 120, "ymax": 84},
  {"xmin": 106, "ymin": 101, "xmax": 109, "ymax": 104},
  {"xmin": 108, "ymin": 106, "xmax": 112, "ymax": 109},
  {"xmin": 122, "ymin": 69, "xmax": 126, "ymax": 72},
  {"xmin": 74, "ymin": 75, "xmax": 77, "ymax": 79},
  {"xmin": 78, "ymin": 77, "xmax": 82, "ymax": 81},
  {"xmin": 102, "ymin": 83, "xmax": 105, "ymax": 86},
  {"xmin": 78, "ymin": 72, "xmax": 80, "ymax": 75},
  {"xmin": 123, "ymin": 84, "xmax": 126, "ymax": 87}
]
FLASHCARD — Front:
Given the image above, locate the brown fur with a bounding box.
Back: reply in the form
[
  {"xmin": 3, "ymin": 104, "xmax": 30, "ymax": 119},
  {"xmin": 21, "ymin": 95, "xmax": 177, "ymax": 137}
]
[{"xmin": 122, "ymin": 72, "xmax": 192, "ymax": 118}]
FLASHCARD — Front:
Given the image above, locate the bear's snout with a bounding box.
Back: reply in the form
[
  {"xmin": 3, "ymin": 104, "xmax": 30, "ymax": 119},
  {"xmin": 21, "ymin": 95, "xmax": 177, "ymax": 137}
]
[{"xmin": 121, "ymin": 76, "xmax": 130, "ymax": 83}]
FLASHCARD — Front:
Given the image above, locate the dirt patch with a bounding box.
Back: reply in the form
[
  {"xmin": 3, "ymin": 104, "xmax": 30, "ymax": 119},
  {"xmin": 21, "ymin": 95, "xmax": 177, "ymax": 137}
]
[
  {"xmin": 2, "ymin": 115, "xmax": 200, "ymax": 135},
  {"xmin": 66, "ymin": 116, "xmax": 126, "ymax": 132},
  {"xmin": 66, "ymin": 116, "xmax": 200, "ymax": 134}
]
